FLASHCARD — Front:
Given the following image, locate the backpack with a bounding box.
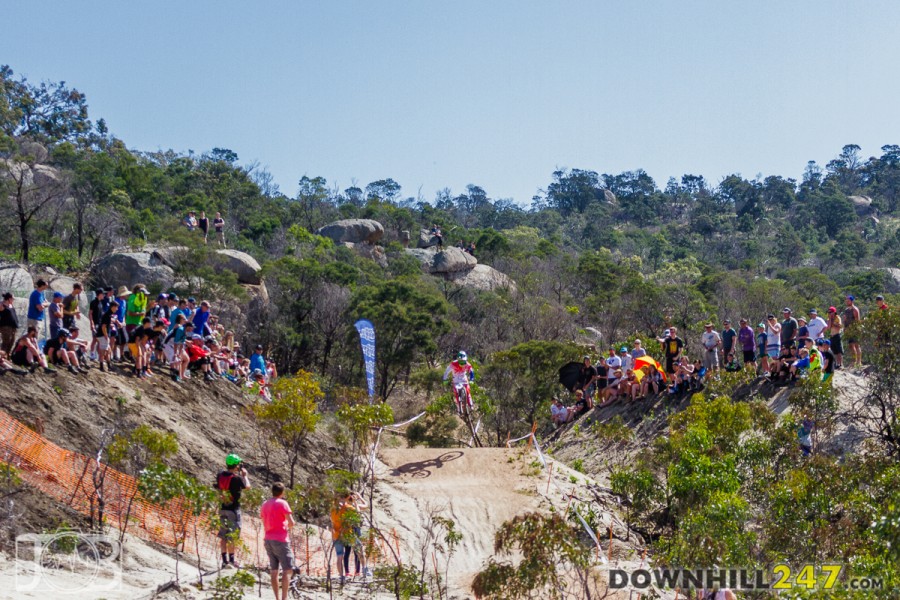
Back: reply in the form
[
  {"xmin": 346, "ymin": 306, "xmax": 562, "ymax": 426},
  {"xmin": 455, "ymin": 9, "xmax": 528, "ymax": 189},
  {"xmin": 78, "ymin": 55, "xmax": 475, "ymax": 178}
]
[{"xmin": 217, "ymin": 472, "xmax": 235, "ymax": 504}]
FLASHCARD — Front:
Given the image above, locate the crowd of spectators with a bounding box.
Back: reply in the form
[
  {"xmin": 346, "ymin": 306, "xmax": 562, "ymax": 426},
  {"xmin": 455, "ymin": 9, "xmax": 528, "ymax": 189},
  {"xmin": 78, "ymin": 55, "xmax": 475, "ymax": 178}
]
[
  {"xmin": 554, "ymin": 293, "xmax": 887, "ymax": 427},
  {"xmin": 0, "ymin": 275, "xmax": 275, "ymax": 395}
]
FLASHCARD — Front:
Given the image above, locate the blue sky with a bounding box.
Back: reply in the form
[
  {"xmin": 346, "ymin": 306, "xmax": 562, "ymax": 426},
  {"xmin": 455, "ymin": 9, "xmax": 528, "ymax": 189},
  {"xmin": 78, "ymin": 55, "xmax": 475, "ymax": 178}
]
[{"xmin": 4, "ymin": 1, "xmax": 899, "ymax": 204}]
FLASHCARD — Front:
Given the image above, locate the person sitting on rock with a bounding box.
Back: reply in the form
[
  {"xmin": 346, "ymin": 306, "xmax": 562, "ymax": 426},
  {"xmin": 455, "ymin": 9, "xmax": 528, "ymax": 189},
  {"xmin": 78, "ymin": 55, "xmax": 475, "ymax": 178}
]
[
  {"xmin": 550, "ymin": 397, "xmax": 570, "ymax": 427},
  {"xmin": 44, "ymin": 329, "xmax": 82, "ymax": 374},
  {"xmin": 0, "ymin": 349, "xmax": 27, "ymax": 375},
  {"xmin": 65, "ymin": 325, "xmax": 90, "ymax": 368},
  {"xmin": 186, "ymin": 334, "xmax": 216, "ymax": 382},
  {"xmin": 12, "ymin": 326, "xmax": 53, "ymax": 373}
]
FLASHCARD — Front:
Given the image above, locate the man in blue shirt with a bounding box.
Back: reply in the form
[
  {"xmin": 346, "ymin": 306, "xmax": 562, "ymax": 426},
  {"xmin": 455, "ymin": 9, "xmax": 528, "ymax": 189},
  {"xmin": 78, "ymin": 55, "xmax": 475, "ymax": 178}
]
[
  {"xmin": 192, "ymin": 301, "xmax": 212, "ymax": 337},
  {"xmin": 26, "ymin": 279, "xmax": 49, "ymax": 333},
  {"xmin": 250, "ymin": 344, "xmax": 266, "ymax": 375}
]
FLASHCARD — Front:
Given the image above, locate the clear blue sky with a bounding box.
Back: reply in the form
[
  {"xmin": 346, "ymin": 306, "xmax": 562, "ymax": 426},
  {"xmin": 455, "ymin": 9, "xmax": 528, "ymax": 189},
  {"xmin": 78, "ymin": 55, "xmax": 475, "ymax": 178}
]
[{"xmin": 4, "ymin": 1, "xmax": 900, "ymax": 204}]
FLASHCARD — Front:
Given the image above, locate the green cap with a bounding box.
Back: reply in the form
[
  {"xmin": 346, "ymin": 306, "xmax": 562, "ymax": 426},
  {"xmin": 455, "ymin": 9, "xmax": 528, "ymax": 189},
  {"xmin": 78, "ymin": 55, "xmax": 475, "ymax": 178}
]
[{"xmin": 225, "ymin": 453, "xmax": 242, "ymax": 467}]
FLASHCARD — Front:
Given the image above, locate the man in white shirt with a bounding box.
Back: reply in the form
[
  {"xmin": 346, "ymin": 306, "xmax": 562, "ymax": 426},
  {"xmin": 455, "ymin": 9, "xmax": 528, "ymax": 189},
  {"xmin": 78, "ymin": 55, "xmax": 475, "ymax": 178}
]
[
  {"xmin": 806, "ymin": 309, "xmax": 827, "ymax": 341},
  {"xmin": 700, "ymin": 322, "xmax": 722, "ymax": 372},
  {"xmin": 550, "ymin": 398, "xmax": 570, "ymax": 426},
  {"xmin": 605, "ymin": 347, "xmax": 622, "ymax": 371}
]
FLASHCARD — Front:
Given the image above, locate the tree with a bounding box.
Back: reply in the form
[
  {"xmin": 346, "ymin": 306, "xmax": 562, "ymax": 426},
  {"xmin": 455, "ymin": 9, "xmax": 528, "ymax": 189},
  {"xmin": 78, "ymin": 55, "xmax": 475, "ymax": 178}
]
[
  {"xmin": 350, "ymin": 280, "xmax": 450, "ymax": 400},
  {"xmin": 251, "ymin": 370, "xmax": 322, "ymax": 487},
  {"xmin": 0, "ymin": 65, "xmax": 91, "ymax": 144},
  {"xmin": 545, "ymin": 168, "xmax": 607, "ymax": 216},
  {"xmin": 852, "ymin": 308, "xmax": 900, "ymax": 456}
]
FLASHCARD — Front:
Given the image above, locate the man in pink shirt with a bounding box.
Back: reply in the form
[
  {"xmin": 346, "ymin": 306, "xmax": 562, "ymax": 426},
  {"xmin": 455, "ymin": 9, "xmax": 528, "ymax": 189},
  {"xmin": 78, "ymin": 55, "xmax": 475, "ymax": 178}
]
[{"xmin": 260, "ymin": 482, "xmax": 295, "ymax": 600}]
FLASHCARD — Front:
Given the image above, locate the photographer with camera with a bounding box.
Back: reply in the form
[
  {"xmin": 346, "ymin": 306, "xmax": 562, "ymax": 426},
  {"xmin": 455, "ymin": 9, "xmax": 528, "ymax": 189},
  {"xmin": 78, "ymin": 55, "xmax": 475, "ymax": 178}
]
[{"xmin": 216, "ymin": 453, "xmax": 251, "ymax": 569}]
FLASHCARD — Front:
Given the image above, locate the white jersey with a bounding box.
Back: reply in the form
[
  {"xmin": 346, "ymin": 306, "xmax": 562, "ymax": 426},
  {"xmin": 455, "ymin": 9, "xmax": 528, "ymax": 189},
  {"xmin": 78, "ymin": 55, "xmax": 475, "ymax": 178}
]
[{"xmin": 807, "ymin": 316, "xmax": 827, "ymax": 340}]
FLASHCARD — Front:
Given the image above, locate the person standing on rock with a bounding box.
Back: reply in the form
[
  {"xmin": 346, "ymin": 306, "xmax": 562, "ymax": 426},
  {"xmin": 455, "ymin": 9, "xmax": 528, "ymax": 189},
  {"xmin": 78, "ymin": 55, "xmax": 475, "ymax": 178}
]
[
  {"xmin": 26, "ymin": 279, "xmax": 48, "ymax": 335},
  {"xmin": 843, "ymin": 295, "xmax": 862, "ymax": 369},
  {"xmin": 199, "ymin": 210, "xmax": 210, "ymax": 244},
  {"xmin": 0, "ymin": 292, "xmax": 19, "ymax": 356},
  {"xmin": 214, "ymin": 212, "xmax": 226, "ymax": 247},
  {"xmin": 61, "ymin": 282, "xmax": 82, "ymax": 330},
  {"xmin": 261, "ymin": 482, "xmax": 295, "ymax": 600},
  {"xmin": 217, "ymin": 454, "xmax": 250, "ymax": 569}
]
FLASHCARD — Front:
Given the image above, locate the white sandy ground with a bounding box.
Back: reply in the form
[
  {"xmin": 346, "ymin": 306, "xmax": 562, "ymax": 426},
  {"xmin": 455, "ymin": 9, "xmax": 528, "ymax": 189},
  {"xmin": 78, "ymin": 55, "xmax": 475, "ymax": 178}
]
[{"xmin": 0, "ymin": 446, "xmax": 675, "ymax": 599}]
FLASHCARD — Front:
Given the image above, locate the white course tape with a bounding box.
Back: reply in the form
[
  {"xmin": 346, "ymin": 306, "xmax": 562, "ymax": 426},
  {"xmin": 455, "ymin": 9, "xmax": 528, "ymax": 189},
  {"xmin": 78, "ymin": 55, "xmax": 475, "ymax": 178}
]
[
  {"xmin": 532, "ymin": 434, "xmax": 547, "ymax": 467},
  {"xmin": 574, "ymin": 510, "xmax": 607, "ymax": 564},
  {"xmin": 506, "ymin": 432, "xmax": 534, "ymax": 446}
]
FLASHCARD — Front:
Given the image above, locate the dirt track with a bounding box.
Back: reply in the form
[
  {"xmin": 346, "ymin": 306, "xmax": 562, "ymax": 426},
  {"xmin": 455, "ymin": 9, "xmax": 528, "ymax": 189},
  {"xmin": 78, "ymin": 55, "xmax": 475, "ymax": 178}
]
[{"xmin": 373, "ymin": 447, "xmax": 550, "ymax": 591}]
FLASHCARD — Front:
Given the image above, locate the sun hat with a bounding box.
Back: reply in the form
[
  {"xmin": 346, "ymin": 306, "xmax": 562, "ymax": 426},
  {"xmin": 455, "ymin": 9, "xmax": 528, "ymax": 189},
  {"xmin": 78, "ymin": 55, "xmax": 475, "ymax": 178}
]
[{"xmin": 117, "ymin": 286, "xmax": 130, "ymax": 297}]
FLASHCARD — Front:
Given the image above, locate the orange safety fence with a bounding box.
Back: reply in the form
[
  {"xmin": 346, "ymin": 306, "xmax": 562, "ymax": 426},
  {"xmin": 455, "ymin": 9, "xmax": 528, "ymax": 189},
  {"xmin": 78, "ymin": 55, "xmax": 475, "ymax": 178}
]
[{"xmin": 0, "ymin": 409, "xmax": 363, "ymax": 577}]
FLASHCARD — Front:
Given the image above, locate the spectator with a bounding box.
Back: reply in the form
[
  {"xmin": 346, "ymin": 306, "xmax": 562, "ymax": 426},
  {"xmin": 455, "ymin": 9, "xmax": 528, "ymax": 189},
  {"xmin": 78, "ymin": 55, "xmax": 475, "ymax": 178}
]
[
  {"xmin": 620, "ymin": 368, "xmax": 640, "ymax": 401},
  {"xmin": 192, "ymin": 300, "xmax": 213, "ymax": 337},
  {"xmin": 618, "ymin": 347, "xmax": 633, "ymax": 373},
  {"xmin": 639, "ymin": 364, "xmax": 662, "ymax": 397},
  {"xmin": 44, "ymin": 329, "xmax": 82, "ymax": 374},
  {"xmin": 0, "ymin": 349, "xmax": 27, "ymax": 375},
  {"xmin": 723, "ymin": 352, "xmax": 742, "ymax": 372},
  {"xmin": 630, "ymin": 340, "xmax": 646, "ymax": 360},
  {"xmin": 876, "ymin": 294, "xmax": 889, "ymax": 310},
  {"xmin": 88, "ymin": 288, "xmax": 105, "ymax": 360},
  {"xmin": 721, "ymin": 320, "xmax": 736, "ymax": 358},
  {"xmin": 578, "ymin": 356, "xmax": 597, "ymax": 404},
  {"xmin": 331, "ymin": 492, "xmax": 368, "ymax": 584},
  {"xmin": 97, "ymin": 298, "xmax": 119, "ymax": 372},
  {"xmin": 790, "ymin": 347, "xmax": 811, "ymax": 379},
  {"xmin": 700, "ymin": 322, "xmax": 721, "ymax": 374},
  {"xmin": 817, "ymin": 339, "xmax": 835, "ymax": 383},
  {"xmin": 186, "ymin": 334, "xmax": 216, "ymax": 381},
  {"xmin": 737, "ymin": 318, "xmax": 756, "ymax": 368},
  {"xmin": 114, "ymin": 287, "xmax": 130, "ymax": 361},
  {"xmin": 806, "ymin": 309, "xmax": 827, "ymax": 341},
  {"xmin": 11, "ymin": 326, "xmax": 53, "ymax": 373},
  {"xmin": 0, "ymin": 292, "xmax": 19, "ymax": 356},
  {"xmin": 151, "ymin": 293, "xmax": 169, "ymax": 323},
  {"xmin": 169, "ymin": 297, "xmax": 188, "ymax": 331},
  {"xmin": 764, "ymin": 314, "xmax": 782, "ymax": 370},
  {"xmin": 128, "ymin": 317, "xmax": 152, "ymax": 378},
  {"xmin": 184, "ymin": 211, "xmax": 198, "ymax": 231},
  {"xmin": 430, "ymin": 224, "xmax": 443, "ymax": 249},
  {"xmin": 216, "ymin": 454, "xmax": 250, "ymax": 569},
  {"xmin": 26, "ymin": 279, "xmax": 49, "ymax": 333},
  {"xmin": 604, "ymin": 346, "xmax": 622, "ymax": 372},
  {"xmin": 61, "ymin": 282, "xmax": 82, "ymax": 329},
  {"xmin": 550, "ymin": 398, "xmax": 570, "ymax": 427},
  {"xmin": 571, "ymin": 389, "xmax": 591, "ymax": 416},
  {"xmin": 661, "ymin": 327, "xmax": 684, "ymax": 375},
  {"xmin": 780, "ymin": 308, "xmax": 798, "ymax": 349},
  {"xmin": 250, "ymin": 344, "xmax": 267, "ymax": 376},
  {"xmin": 826, "ymin": 306, "xmax": 843, "ymax": 369},
  {"xmin": 198, "ymin": 210, "xmax": 210, "ymax": 244},
  {"xmin": 125, "ymin": 285, "xmax": 149, "ymax": 337},
  {"xmin": 755, "ymin": 322, "xmax": 768, "ymax": 373},
  {"xmin": 261, "ymin": 482, "xmax": 295, "ymax": 600},
  {"xmin": 48, "ymin": 292, "xmax": 64, "ymax": 340},
  {"xmin": 603, "ymin": 370, "xmax": 623, "ymax": 404},
  {"xmin": 214, "ymin": 212, "xmax": 226, "ymax": 247},
  {"xmin": 796, "ymin": 316, "xmax": 810, "ymax": 346},
  {"xmin": 843, "ymin": 295, "xmax": 861, "ymax": 369},
  {"xmin": 185, "ymin": 297, "xmax": 197, "ymax": 322},
  {"xmin": 66, "ymin": 325, "xmax": 90, "ymax": 367}
]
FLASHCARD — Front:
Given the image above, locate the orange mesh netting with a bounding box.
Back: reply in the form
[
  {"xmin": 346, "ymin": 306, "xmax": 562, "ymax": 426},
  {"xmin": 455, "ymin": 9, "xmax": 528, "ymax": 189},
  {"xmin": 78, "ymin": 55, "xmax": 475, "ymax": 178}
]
[{"xmin": 0, "ymin": 409, "xmax": 346, "ymax": 576}]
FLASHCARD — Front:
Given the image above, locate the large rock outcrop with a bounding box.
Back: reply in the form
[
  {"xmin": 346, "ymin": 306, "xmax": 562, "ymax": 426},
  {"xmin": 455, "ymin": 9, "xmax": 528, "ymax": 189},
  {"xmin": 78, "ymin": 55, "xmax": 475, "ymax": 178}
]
[
  {"xmin": 444, "ymin": 264, "xmax": 517, "ymax": 293},
  {"xmin": 316, "ymin": 219, "xmax": 384, "ymax": 244},
  {"xmin": 848, "ymin": 195, "xmax": 875, "ymax": 217},
  {"xmin": 214, "ymin": 249, "xmax": 262, "ymax": 285},
  {"xmin": 417, "ymin": 228, "xmax": 441, "ymax": 249},
  {"xmin": 0, "ymin": 264, "xmax": 34, "ymax": 296},
  {"xmin": 94, "ymin": 252, "xmax": 176, "ymax": 290}
]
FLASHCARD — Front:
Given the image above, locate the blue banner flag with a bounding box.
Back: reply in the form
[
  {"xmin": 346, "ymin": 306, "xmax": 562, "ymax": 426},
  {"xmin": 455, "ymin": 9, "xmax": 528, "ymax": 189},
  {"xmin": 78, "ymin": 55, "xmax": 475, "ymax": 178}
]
[{"xmin": 354, "ymin": 319, "xmax": 377, "ymax": 400}]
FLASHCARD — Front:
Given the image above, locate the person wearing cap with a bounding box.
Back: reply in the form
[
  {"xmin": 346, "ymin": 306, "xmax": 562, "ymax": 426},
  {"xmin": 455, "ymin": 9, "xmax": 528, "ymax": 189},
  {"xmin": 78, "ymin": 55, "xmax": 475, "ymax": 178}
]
[
  {"xmin": 184, "ymin": 297, "xmax": 197, "ymax": 322},
  {"xmin": 843, "ymin": 295, "xmax": 862, "ymax": 368},
  {"xmin": 61, "ymin": 282, "xmax": 82, "ymax": 330},
  {"xmin": 780, "ymin": 308, "xmax": 798, "ymax": 349},
  {"xmin": 807, "ymin": 309, "xmax": 827, "ymax": 342},
  {"xmin": 826, "ymin": 306, "xmax": 843, "ymax": 369},
  {"xmin": 168, "ymin": 297, "xmax": 188, "ymax": 332},
  {"xmin": 0, "ymin": 292, "xmax": 19, "ymax": 356},
  {"xmin": 163, "ymin": 314, "xmax": 190, "ymax": 382},
  {"xmin": 192, "ymin": 300, "xmax": 213, "ymax": 337},
  {"xmin": 48, "ymin": 291, "xmax": 65, "ymax": 340},
  {"xmin": 816, "ymin": 338, "xmax": 835, "ymax": 382},
  {"xmin": 250, "ymin": 344, "xmax": 267, "ymax": 376},
  {"xmin": 113, "ymin": 286, "xmax": 130, "ymax": 361},
  {"xmin": 44, "ymin": 328, "xmax": 81, "ymax": 374},
  {"xmin": 721, "ymin": 320, "xmax": 736, "ymax": 358},
  {"xmin": 151, "ymin": 293, "xmax": 169, "ymax": 323},
  {"xmin": 701, "ymin": 322, "xmax": 721, "ymax": 374},
  {"xmin": 216, "ymin": 454, "xmax": 250, "ymax": 569},
  {"xmin": 618, "ymin": 346, "xmax": 633, "ymax": 373},
  {"xmin": 26, "ymin": 278, "xmax": 49, "ymax": 333},
  {"xmin": 186, "ymin": 333, "xmax": 216, "ymax": 381},
  {"xmin": 737, "ymin": 318, "xmax": 756, "ymax": 369},
  {"xmin": 876, "ymin": 295, "xmax": 889, "ymax": 311},
  {"xmin": 88, "ymin": 288, "xmax": 106, "ymax": 360}
]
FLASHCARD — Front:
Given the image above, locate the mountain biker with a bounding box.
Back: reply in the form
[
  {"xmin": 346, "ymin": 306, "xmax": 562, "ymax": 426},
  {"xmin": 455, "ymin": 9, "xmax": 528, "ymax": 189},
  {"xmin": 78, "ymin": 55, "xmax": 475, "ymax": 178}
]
[{"xmin": 443, "ymin": 351, "xmax": 475, "ymax": 414}]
